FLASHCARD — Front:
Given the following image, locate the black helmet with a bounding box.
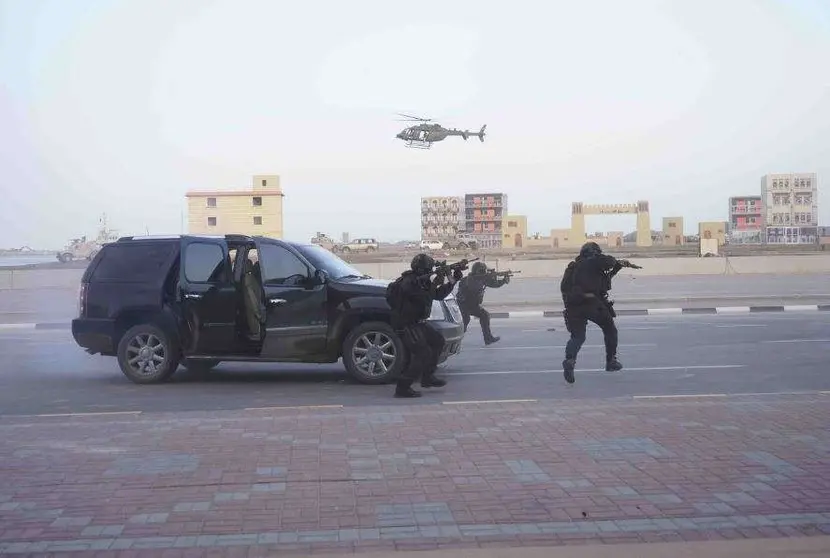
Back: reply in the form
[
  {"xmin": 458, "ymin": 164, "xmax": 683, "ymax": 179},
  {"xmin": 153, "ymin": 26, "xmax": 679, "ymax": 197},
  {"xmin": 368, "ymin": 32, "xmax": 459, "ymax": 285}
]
[
  {"xmin": 579, "ymin": 241, "xmax": 602, "ymax": 258},
  {"xmin": 411, "ymin": 253, "xmax": 435, "ymax": 274},
  {"xmin": 471, "ymin": 262, "xmax": 487, "ymax": 274}
]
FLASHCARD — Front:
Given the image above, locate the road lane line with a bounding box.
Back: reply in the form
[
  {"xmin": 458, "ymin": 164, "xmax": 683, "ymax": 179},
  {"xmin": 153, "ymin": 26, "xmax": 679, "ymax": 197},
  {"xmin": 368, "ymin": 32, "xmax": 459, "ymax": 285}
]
[
  {"xmin": 633, "ymin": 394, "xmax": 727, "ymax": 399},
  {"xmin": 761, "ymin": 339, "xmax": 830, "ymax": 344},
  {"xmin": 22, "ymin": 411, "xmax": 143, "ymax": 418},
  {"xmin": 464, "ymin": 343, "xmax": 657, "ymax": 351},
  {"xmin": 446, "ymin": 365, "xmax": 746, "ymax": 376},
  {"xmin": 443, "ymin": 399, "xmax": 538, "ymax": 405}
]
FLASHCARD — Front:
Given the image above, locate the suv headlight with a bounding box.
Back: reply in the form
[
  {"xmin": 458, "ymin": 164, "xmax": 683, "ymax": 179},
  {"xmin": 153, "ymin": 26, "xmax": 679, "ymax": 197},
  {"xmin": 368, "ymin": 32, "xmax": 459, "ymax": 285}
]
[{"xmin": 428, "ymin": 300, "xmax": 446, "ymax": 321}]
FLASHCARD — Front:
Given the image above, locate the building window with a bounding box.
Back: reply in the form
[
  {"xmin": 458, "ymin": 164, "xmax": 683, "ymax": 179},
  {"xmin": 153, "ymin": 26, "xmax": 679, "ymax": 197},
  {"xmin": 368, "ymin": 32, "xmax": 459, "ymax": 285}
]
[
  {"xmin": 207, "ymin": 217, "xmax": 217, "ymax": 227},
  {"xmin": 261, "ymin": 179, "xmax": 267, "ymax": 187},
  {"xmin": 207, "ymin": 197, "xmax": 216, "ymax": 208},
  {"xmin": 252, "ymin": 196, "xmax": 262, "ymax": 206},
  {"xmin": 508, "ymin": 221, "xmax": 518, "ymax": 228},
  {"xmin": 253, "ymin": 216, "xmax": 263, "ymax": 225},
  {"xmin": 668, "ymin": 221, "xmax": 676, "ymax": 228}
]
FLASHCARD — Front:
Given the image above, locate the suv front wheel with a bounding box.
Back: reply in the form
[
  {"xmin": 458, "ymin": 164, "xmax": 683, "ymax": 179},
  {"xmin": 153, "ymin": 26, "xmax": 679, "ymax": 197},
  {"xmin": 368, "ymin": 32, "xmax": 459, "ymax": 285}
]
[
  {"xmin": 342, "ymin": 321, "xmax": 407, "ymax": 384},
  {"xmin": 117, "ymin": 324, "xmax": 181, "ymax": 384}
]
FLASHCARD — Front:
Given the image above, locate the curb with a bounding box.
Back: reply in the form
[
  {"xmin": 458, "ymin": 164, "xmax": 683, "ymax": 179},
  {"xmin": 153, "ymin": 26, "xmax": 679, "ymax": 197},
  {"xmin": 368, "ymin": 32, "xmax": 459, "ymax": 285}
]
[{"xmin": 1, "ymin": 305, "xmax": 829, "ymax": 330}]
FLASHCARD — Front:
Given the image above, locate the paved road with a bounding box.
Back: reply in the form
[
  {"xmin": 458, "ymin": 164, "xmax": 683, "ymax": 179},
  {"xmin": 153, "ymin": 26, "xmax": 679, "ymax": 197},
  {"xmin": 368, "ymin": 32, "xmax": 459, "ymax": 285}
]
[
  {"xmin": 1, "ymin": 312, "xmax": 829, "ymax": 555},
  {"xmin": 2, "ymin": 311, "xmax": 829, "ymax": 416},
  {"xmin": 1, "ymin": 274, "xmax": 829, "ymax": 324}
]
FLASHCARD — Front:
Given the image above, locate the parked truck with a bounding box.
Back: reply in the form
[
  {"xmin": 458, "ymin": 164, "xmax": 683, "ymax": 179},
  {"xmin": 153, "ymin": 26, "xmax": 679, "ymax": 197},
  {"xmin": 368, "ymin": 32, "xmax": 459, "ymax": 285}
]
[{"xmin": 57, "ymin": 214, "xmax": 119, "ymax": 263}]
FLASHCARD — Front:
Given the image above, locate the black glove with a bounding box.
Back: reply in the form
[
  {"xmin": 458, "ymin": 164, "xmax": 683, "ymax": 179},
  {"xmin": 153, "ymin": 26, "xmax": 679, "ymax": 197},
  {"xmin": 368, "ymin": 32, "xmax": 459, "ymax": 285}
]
[{"xmin": 453, "ymin": 268, "xmax": 463, "ymax": 281}]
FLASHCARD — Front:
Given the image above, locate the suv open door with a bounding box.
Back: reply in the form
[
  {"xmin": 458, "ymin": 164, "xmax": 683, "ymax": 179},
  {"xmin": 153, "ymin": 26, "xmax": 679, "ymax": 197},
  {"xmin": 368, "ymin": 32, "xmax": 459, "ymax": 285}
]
[
  {"xmin": 254, "ymin": 239, "xmax": 328, "ymax": 358},
  {"xmin": 179, "ymin": 236, "xmax": 239, "ymax": 355}
]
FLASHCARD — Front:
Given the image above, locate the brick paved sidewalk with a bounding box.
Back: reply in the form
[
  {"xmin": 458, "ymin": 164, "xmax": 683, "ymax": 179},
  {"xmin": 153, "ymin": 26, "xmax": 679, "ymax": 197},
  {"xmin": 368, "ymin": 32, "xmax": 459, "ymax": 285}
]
[{"xmin": 1, "ymin": 394, "xmax": 829, "ymax": 556}]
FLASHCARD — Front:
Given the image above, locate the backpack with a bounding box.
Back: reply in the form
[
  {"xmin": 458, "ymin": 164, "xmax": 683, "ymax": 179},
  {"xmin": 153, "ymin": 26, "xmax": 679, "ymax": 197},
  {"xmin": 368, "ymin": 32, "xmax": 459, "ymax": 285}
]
[
  {"xmin": 560, "ymin": 260, "xmax": 578, "ymax": 297},
  {"xmin": 385, "ymin": 276, "xmax": 405, "ymax": 313}
]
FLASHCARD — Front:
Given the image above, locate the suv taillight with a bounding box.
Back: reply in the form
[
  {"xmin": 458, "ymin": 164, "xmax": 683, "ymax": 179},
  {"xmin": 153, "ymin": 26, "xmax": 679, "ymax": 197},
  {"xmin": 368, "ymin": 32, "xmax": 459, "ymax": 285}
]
[{"xmin": 78, "ymin": 283, "xmax": 88, "ymax": 317}]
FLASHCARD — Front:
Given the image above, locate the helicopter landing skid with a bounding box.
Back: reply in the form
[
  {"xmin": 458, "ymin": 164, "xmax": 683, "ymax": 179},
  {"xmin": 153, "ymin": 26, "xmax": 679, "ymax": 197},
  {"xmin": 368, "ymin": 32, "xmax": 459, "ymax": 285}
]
[{"xmin": 405, "ymin": 140, "xmax": 432, "ymax": 149}]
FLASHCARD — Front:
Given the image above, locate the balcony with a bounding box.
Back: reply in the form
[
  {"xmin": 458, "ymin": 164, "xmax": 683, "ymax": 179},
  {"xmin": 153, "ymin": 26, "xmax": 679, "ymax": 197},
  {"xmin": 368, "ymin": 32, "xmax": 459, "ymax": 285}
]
[{"xmin": 730, "ymin": 206, "xmax": 762, "ymax": 215}]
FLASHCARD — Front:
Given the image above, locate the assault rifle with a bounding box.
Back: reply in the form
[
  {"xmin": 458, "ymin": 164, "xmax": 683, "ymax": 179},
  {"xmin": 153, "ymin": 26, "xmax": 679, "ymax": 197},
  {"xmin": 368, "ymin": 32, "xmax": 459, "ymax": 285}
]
[
  {"xmin": 487, "ymin": 268, "xmax": 521, "ymax": 279},
  {"xmin": 433, "ymin": 257, "xmax": 479, "ymax": 278}
]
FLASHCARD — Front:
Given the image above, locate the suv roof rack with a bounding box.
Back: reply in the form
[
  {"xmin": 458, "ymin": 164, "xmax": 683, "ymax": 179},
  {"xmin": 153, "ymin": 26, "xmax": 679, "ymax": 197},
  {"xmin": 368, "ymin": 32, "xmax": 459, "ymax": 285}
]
[{"xmin": 116, "ymin": 234, "xmax": 260, "ymax": 242}]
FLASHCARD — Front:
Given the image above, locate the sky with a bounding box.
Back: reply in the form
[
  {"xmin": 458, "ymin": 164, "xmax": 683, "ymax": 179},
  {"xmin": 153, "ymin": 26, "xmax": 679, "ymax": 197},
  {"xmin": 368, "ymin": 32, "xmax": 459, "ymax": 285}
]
[{"xmin": 1, "ymin": 0, "xmax": 829, "ymax": 249}]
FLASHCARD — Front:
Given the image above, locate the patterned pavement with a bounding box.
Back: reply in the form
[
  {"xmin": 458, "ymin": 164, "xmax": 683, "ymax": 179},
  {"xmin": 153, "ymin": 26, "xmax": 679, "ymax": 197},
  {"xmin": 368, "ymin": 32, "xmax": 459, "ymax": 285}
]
[{"xmin": 1, "ymin": 394, "xmax": 830, "ymax": 556}]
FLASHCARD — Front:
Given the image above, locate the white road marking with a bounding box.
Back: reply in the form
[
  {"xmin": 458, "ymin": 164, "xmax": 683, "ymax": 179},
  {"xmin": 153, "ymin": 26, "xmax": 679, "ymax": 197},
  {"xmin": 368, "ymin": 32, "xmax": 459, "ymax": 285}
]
[
  {"xmin": 443, "ymin": 399, "xmax": 537, "ymax": 405},
  {"xmin": 446, "ymin": 364, "xmax": 746, "ymax": 376},
  {"xmin": 715, "ymin": 324, "xmax": 768, "ymax": 328},
  {"xmin": 714, "ymin": 307, "xmax": 751, "ymax": 313},
  {"xmin": 635, "ymin": 390, "xmax": 830, "ymax": 399},
  {"xmin": 761, "ymin": 339, "xmax": 830, "ymax": 344},
  {"xmin": 464, "ymin": 343, "xmax": 657, "ymax": 351},
  {"xmin": 647, "ymin": 308, "xmax": 683, "ymax": 315},
  {"xmin": 23, "ymin": 411, "xmax": 143, "ymax": 418},
  {"xmin": 633, "ymin": 394, "xmax": 727, "ymax": 399}
]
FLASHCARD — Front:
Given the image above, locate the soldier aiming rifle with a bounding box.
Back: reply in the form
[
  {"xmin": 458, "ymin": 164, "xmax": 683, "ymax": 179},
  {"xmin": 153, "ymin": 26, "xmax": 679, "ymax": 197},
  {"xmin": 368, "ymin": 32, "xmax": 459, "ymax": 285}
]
[
  {"xmin": 386, "ymin": 254, "xmax": 476, "ymax": 398},
  {"xmin": 456, "ymin": 261, "xmax": 512, "ymax": 345}
]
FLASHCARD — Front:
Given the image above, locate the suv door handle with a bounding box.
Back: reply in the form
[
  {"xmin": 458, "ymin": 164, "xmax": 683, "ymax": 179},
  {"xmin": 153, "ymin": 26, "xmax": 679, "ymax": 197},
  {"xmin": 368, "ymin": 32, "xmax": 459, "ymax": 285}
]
[
  {"xmin": 184, "ymin": 293, "xmax": 203, "ymax": 300},
  {"xmin": 269, "ymin": 298, "xmax": 287, "ymax": 306}
]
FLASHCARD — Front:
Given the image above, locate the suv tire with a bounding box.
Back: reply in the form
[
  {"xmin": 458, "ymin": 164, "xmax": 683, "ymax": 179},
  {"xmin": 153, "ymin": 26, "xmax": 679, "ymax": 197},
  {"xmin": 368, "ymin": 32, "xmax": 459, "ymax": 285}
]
[
  {"xmin": 181, "ymin": 358, "xmax": 220, "ymax": 373},
  {"xmin": 117, "ymin": 324, "xmax": 181, "ymax": 384},
  {"xmin": 342, "ymin": 321, "xmax": 407, "ymax": 385}
]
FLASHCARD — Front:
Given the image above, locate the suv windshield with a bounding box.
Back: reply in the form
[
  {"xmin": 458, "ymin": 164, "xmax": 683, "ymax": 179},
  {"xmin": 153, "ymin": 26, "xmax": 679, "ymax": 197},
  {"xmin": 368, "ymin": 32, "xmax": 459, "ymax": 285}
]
[{"xmin": 294, "ymin": 244, "xmax": 369, "ymax": 280}]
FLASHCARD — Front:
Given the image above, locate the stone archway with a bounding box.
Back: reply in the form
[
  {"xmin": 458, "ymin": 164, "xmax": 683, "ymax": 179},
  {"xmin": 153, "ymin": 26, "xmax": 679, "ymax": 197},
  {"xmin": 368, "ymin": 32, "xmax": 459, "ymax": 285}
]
[{"xmin": 570, "ymin": 201, "xmax": 652, "ymax": 248}]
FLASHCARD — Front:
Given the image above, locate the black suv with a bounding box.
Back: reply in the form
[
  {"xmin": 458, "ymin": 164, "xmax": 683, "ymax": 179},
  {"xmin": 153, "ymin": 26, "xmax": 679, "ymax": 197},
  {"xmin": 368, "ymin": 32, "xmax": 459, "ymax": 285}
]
[{"xmin": 71, "ymin": 235, "xmax": 465, "ymax": 384}]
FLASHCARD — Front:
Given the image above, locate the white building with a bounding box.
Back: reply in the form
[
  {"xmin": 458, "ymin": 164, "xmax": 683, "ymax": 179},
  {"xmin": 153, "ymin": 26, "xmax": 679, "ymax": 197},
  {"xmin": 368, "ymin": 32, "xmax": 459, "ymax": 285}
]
[
  {"xmin": 420, "ymin": 196, "xmax": 465, "ymax": 241},
  {"xmin": 760, "ymin": 173, "xmax": 818, "ymax": 244}
]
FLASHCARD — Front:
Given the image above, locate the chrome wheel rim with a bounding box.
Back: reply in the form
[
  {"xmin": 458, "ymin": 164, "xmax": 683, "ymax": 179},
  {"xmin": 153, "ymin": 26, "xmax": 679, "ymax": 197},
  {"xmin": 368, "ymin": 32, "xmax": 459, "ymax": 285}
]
[
  {"xmin": 352, "ymin": 332, "xmax": 396, "ymax": 377},
  {"xmin": 126, "ymin": 333, "xmax": 166, "ymax": 376}
]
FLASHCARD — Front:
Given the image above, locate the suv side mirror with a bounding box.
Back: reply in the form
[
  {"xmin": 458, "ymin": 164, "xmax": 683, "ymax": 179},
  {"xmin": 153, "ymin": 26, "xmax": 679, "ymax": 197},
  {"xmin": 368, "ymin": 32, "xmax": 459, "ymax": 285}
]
[{"xmin": 313, "ymin": 269, "xmax": 329, "ymax": 285}]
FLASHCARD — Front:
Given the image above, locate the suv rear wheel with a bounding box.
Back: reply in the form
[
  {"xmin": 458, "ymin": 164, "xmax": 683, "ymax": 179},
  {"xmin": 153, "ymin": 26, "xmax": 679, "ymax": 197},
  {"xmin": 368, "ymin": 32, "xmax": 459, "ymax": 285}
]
[
  {"xmin": 342, "ymin": 321, "xmax": 406, "ymax": 384},
  {"xmin": 117, "ymin": 324, "xmax": 181, "ymax": 384}
]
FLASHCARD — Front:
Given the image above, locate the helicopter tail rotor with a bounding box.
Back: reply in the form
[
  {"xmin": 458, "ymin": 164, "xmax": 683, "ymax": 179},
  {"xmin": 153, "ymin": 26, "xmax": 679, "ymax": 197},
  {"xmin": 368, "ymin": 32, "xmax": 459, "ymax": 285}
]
[{"xmin": 478, "ymin": 124, "xmax": 487, "ymax": 142}]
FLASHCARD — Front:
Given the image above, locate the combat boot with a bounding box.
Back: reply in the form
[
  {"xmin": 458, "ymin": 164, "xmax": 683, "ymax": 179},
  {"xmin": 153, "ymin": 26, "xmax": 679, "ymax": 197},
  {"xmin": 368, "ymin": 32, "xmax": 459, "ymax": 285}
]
[
  {"xmin": 421, "ymin": 377, "xmax": 447, "ymax": 388},
  {"xmin": 484, "ymin": 336, "xmax": 500, "ymax": 346},
  {"xmin": 562, "ymin": 358, "xmax": 576, "ymax": 384},
  {"xmin": 605, "ymin": 357, "xmax": 623, "ymax": 372},
  {"xmin": 395, "ymin": 387, "xmax": 422, "ymax": 398}
]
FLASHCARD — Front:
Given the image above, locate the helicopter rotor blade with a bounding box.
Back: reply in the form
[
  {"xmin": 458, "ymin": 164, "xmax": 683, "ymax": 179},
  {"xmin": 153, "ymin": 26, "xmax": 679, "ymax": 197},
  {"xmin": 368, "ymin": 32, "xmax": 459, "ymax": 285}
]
[{"xmin": 395, "ymin": 112, "xmax": 432, "ymax": 122}]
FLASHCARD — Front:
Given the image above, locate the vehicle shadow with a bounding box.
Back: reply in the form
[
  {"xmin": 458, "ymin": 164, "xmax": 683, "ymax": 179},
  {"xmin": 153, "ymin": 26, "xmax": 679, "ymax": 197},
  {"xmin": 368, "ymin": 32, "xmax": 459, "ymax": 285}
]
[{"xmin": 170, "ymin": 364, "xmax": 389, "ymax": 385}]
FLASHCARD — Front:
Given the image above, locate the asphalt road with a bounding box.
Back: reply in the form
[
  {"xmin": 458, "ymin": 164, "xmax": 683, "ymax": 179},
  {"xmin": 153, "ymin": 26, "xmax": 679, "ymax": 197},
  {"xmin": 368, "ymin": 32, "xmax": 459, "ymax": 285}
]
[
  {"xmin": 1, "ymin": 273, "xmax": 829, "ymax": 324},
  {"xmin": 1, "ymin": 311, "xmax": 828, "ymax": 416}
]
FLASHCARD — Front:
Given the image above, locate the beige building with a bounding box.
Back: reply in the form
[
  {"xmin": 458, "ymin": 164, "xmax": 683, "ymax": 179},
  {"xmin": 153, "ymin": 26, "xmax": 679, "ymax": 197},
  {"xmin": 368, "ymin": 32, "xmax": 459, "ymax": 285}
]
[
  {"xmin": 662, "ymin": 217, "xmax": 685, "ymax": 246},
  {"xmin": 501, "ymin": 214, "xmax": 528, "ymax": 248},
  {"xmin": 186, "ymin": 175, "xmax": 285, "ymax": 239},
  {"xmin": 698, "ymin": 221, "xmax": 727, "ymax": 246}
]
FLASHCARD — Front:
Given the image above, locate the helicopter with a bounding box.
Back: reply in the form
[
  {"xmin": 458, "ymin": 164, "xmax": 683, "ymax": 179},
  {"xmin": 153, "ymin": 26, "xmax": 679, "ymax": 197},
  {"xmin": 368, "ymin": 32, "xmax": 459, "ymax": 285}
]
[{"xmin": 395, "ymin": 113, "xmax": 486, "ymax": 149}]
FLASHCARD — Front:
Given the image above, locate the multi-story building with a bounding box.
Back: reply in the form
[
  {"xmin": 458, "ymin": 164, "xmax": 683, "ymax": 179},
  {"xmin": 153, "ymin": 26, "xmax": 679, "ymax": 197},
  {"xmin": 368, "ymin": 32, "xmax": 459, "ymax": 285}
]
[
  {"xmin": 186, "ymin": 174, "xmax": 284, "ymax": 238},
  {"xmin": 761, "ymin": 173, "xmax": 818, "ymax": 244},
  {"xmin": 465, "ymin": 193, "xmax": 507, "ymax": 249},
  {"xmin": 420, "ymin": 196, "xmax": 464, "ymax": 241},
  {"xmin": 728, "ymin": 195, "xmax": 763, "ymax": 244}
]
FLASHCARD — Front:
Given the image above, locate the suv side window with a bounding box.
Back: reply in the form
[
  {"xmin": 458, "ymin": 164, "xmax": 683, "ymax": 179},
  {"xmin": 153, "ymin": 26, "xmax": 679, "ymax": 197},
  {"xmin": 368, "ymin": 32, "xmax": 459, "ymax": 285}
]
[
  {"xmin": 184, "ymin": 242, "xmax": 228, "ymax": 283},
  {"xmin": 91, "ymin": 243, "xmax": 175, "ymax": 283},
  {"xmin": 258, "ymin": 243, "xmax": 309, "ymax": 286}
]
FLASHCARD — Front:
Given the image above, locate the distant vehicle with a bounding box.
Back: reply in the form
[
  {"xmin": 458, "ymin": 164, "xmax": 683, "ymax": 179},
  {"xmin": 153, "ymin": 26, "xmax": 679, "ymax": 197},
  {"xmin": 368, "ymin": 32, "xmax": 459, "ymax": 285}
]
[
  {"xmin": 70, "ymin": 234, "xmax": 464, "ymax": 385},
  {"xmin": 57, "ymin": 214, "xmax": 118, "ymax": 263},
  {"xmin": 420, "ymin": 234, "xmax": 478, "ymax": 251},
  {"xmin": 395, "ymin": 114, "xmax": 486, "ymax": 150},
  {"xmin": 338, "ymin": 238, "xmax": 378, "ymax": 253},
  {"xmin": 310, "ymin": 232, "xmax": 342, "ymax": 252}
]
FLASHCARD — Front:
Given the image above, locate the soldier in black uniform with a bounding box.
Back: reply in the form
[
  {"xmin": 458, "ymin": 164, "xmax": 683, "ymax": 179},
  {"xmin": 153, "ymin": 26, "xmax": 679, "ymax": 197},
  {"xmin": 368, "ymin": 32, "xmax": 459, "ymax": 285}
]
[
  {"xmin": 456, "ymin": 261, "xmax": 509, "ymax": 345},
  {"xmin": 559, "ymin": 241, "xmax": 640, "ymax": 384},
  {"xmin": 387, "ymin": 253, "xmax": 463, "ymax": 398}
]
